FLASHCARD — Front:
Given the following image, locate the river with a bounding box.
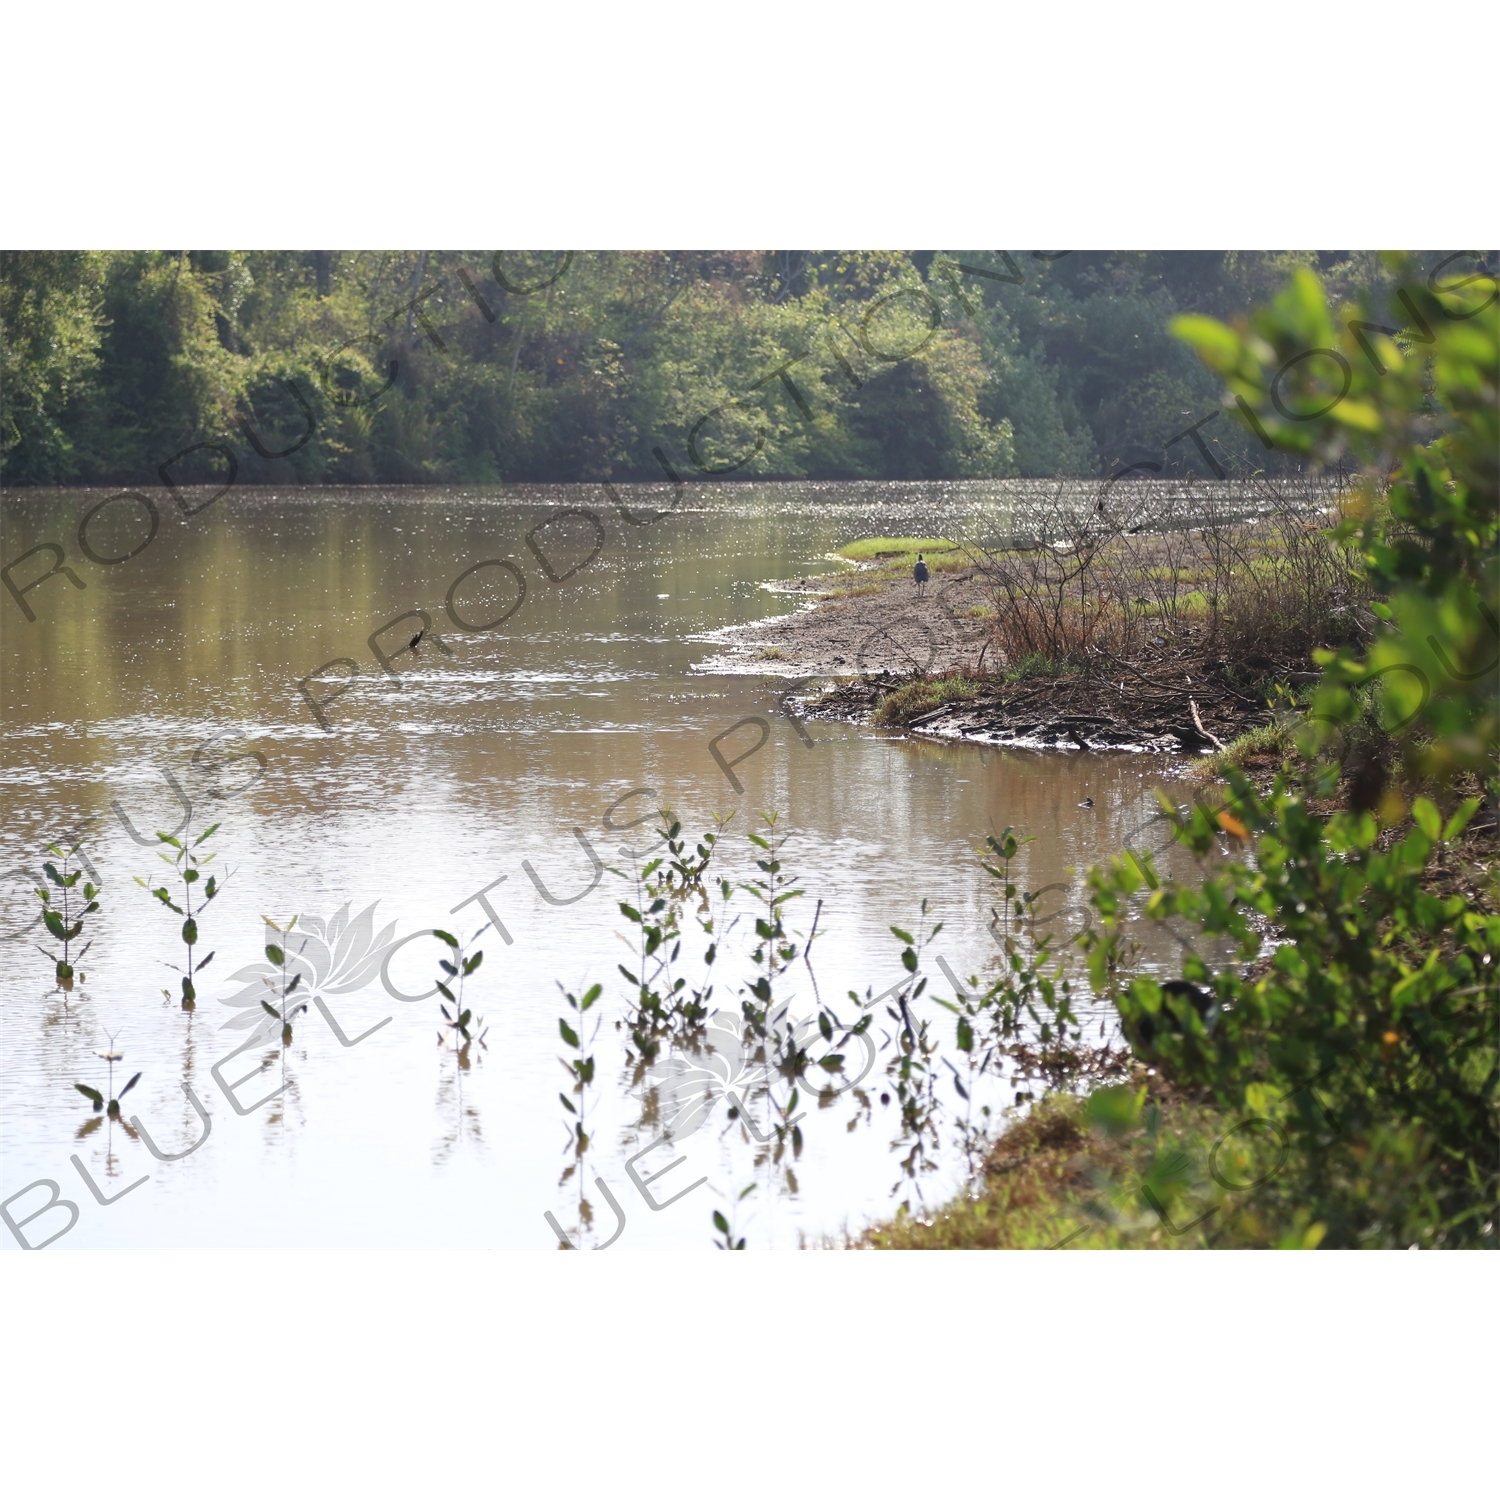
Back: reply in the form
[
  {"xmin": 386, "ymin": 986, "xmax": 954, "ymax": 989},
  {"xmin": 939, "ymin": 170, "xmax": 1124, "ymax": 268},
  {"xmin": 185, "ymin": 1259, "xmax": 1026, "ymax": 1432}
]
[{"xmin": 1, "ymin": 480, "xmax": 1217, "ymax": 1249}]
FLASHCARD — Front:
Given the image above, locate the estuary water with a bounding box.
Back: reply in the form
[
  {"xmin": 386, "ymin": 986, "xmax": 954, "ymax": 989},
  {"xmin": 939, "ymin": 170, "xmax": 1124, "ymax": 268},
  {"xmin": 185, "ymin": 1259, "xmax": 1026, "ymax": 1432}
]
[{"xmin": 1, "ymin": 480, "xmax": 1211, "ymax": 1249}]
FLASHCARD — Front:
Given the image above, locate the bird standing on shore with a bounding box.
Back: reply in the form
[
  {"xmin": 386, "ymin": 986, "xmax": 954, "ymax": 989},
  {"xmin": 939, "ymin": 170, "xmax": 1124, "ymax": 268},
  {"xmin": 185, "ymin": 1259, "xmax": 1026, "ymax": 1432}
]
[{"xmin": 913, "ymin": 554, "xmax": 929, "ymax": 596}]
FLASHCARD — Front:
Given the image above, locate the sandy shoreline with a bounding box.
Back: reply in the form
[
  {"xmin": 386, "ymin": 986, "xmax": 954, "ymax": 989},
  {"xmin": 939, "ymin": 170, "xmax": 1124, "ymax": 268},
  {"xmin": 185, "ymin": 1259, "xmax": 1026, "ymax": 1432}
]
[{"xmin": 696, "ymin": 565, "xmax": 1272, "ymax": 755}]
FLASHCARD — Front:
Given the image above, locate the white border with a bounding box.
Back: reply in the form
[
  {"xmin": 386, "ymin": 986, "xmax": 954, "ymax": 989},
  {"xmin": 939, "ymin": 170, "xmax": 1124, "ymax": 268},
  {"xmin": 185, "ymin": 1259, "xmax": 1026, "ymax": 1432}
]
[{"xmin": 7, "ymin": 3, "xmax": 1498, "ymax": 245}]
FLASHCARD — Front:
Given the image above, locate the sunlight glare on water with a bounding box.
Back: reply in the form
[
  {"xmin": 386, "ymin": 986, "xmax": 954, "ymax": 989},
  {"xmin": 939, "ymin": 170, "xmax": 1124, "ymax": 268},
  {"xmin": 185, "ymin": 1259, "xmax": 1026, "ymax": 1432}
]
[{"xmin": 1, "ymin": 482, "xmax": 1215, "ymax": 1248}]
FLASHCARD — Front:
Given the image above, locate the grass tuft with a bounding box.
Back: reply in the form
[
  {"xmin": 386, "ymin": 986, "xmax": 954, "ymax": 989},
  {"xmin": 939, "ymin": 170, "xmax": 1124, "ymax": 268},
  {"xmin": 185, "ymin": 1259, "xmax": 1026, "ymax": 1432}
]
[
  {"xmin": 1002, "ymin": 652, "xmax": 1076, "ymax": 683},
  {"xmin": 1190, "ymin": 719, "xmax": 1294, "ymax": 783},
  {"xmin": 871, "ymin": 672, "xmax": 983, "ymax": 727},
  {"xmin": 837, "ymin": 536, "xmax": 959, "ymax": 562}
]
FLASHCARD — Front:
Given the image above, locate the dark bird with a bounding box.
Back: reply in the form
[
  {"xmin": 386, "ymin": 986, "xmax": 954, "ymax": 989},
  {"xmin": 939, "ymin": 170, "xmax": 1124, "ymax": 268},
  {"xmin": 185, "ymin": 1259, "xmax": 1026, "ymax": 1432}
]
[
  {"xmin": 408, "ymin": 627, "xmax": 426, "ymax": 653},
  {"xmin": 913, "ymin": 554, "xmax": 930, "ymax": 595},
  {"xmin": 1078, "ymin": 797, "xmax": 1094, "ymax": 808},
  {"xmin": 1126, "ymin": 979, "xmax": 1217, "ymax": 1055}
]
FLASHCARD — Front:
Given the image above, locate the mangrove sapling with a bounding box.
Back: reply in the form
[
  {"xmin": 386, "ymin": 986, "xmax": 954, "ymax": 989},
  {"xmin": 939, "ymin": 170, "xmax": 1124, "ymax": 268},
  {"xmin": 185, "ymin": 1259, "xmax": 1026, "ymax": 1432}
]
[
  {"xmin": 712, "ymin": 1184, "xmax": 756, "ymax": 1250},
  {"xmin": 137, "ymin": 823, "xmax": 228, "ymax": 1010},
  {"xmin": 805, "ymin": 1000, "xmax": 876, "ymax": 1113},
  {"xmin": 35, "ymin": 840, "xmax": 99, "ymax": 991},
  {"xmin": 432, "ymin": 927, "xmax": 490, "ymax": 1052},
  {"xmin": 982, "ymin": 827, "xmax": 1036, "ymax": 943},
  {"xmin": 883, "ymin": 901, "xmax": 945, "ymax": 1200},
  {"xmin": 555, "ymin": 981, "xmax": 605, "ymax": 1241},
  {"xmin": 74, "ymin": 1032, "xmax": 140, "ymax": 1117},
  {"xmin": 738, "ymin": 813, "xmax": 812, "ymax": 1164},
  {"xmin": 613, "ymin": 811, "xmax": 734, "ymax": 1064},
  {"xmin": 656, "ymin": 811, "xmax": 734, "ymax": 1030},
  {"xmin": 613, "ymin": 845, "xmax": 674, "ymax": 1062},
  {"xmin": 558, "ymin": 981, "xmax": 602, "ymax": 1176},
  {"xmin": 931, "ymin": 961, "xmax": 994, "ymax": 1174},
  {"xmin": 259, "ymin": 918, "xmax": 308, "ymax": 1045}
]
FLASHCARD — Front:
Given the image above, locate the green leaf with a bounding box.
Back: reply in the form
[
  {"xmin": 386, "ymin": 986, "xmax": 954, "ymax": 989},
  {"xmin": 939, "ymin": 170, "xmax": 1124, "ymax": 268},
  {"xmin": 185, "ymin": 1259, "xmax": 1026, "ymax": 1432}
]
[
  {"xmin": 195, "ymin": 951, "xmax": 215, "ymax": 973},
  {"xmin": 266, "ymin": 945, "xmax": 285, "ymax": 966},
  {"xmin": 43, "ymin": 910, "xmax": 66, "ymax": 941},
  {"xmin": 1411, "ymin": 797, "xmax": 1441, "ymax": 841},
  {"xmin": 713, "ymin": 1211, "xmax": 730, "ymax": 1233},
  {"xmin": 582, "ymin": 984, "xmax": 602, "ymax": 1008},
  {"xmin": 439, "ymin": 960, "xmax": 457, "ymax": 976},
  {"xmin": 890, "ymin": 926, "xmax": 914, "ymax": 944},
  {"xmin": 559, "ymin": 1020, "xmax": 580, "ymax": 1048},
  {"xmin": 262, "ymin": 1000, "xmax": 281, "ymax": 1018},
  {"xmin": 436, "ymin": 981, "xmax": 455, "ymax": 1002},
  {"xmin": 42, "ymin": 861, "xmax": 62, "ymax": 886},
  {"xmin": 433, "ymin": 930, "xmax": 459, "ymax": 948},
  {"xmin": 75, "ymin": 1083, "xmax": 103, "ymax": 1108},
  {"xmin": 1442, "ymin": 798, "xmax": 1480, "ymax": 841},
  {"xmin": 181, "ymin": 918, "xmax": 198, "ymax": 946},
  {"xmin": 901, "ymin": 947, "xmax": 917, "ymax": 973},
  {"xmin": 463, "ymin": 952, "xmax": 483, "ymax": 975},
  {"xmin": 1086, "ymin": 1084, "xmax": 1143, "ymax": 1139},
  {"xmin": 118, "ymin": 1072, "xmax": 141, "ymax": 1099},
  {"xmin": 183, "ymin": 868, "xmax": 200, "ymax": 882},
  {"xmin": 193, "ymin": 823, "xmax": 221, "ymax": 846}
]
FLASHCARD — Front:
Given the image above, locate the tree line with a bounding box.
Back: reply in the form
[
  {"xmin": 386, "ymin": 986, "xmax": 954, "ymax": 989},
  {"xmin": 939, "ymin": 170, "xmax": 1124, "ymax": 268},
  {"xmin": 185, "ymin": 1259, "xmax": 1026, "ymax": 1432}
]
[{"xmin": 2, "ymin": 249, "xmax": 1407, "ymax": 488}]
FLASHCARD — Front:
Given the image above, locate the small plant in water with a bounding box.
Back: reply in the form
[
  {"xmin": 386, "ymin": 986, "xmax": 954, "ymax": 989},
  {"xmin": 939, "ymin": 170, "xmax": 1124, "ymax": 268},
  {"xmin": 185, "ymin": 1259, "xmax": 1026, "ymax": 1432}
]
[
  {"xmin": 881, "ymin": 900, "xmax": 944, "ymax": 1200},
  {"xmin": 613, "ymin": 809, "xmax": 733, "ymax": 1066},
  {"xmin": 712, "ymin": 1184, "xmax": 755, "ymax": 1249},
  {"xmin": 35, "ymin": 840, "xmax": 99, "ymax": 991},
  {"xmin": 259, "ymin": 917, "xmax": 308, "ymax": 1044},
  {"xmin": 737, "ymin": 812, "xmax": 817, "ymax": 1192},
  {"xmin": 982, "ymin": 826, "xmax": 1036, "ymax": 941},
  {"xmin": 433, "ymin": 926, "xmax": 489, "ymax": 1049},
  {"xmin": 137, "ymin": 823, "xmax": 227, "ymax": 1010},
  {"xmin": 558, "ymin": 981, "xmax": 602, "ymax": 1176},
  {"xmin": 73, "ymin": 1032, "xmax": 140, "ymax": 1117}
]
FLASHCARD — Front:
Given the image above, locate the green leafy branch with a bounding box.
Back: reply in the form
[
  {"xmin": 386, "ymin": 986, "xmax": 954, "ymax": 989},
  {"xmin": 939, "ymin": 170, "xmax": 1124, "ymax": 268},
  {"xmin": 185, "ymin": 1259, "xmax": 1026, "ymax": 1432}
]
[
  {"xmin": 135, "ymin": 822, "xmax": 227, "ymax": 1010},
  {"xmin": 432, "ymin": 926, "xmax": 489, "ymax": 1050},
  {"xmin": 259, "ymin": 916, "xmax": 307, "ymax": 1045},
  {"xmin": 35, "ymin": 839, "xmax": 99, "ymax": 990}
]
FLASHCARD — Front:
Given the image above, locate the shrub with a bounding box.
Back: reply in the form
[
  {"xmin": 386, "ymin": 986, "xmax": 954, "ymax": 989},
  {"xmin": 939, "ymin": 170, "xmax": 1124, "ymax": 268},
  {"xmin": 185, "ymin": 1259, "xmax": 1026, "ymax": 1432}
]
[{"xmin": 871, "ymin": 673, "xmax": 983, "ymax": 727}]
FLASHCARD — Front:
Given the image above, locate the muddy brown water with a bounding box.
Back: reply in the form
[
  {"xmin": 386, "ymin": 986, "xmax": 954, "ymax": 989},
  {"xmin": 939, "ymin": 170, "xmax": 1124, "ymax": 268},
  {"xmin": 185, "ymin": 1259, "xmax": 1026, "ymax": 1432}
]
[{"xmin": 2, "ymin": 481, "xmax": 1230, "ymax": 1248}]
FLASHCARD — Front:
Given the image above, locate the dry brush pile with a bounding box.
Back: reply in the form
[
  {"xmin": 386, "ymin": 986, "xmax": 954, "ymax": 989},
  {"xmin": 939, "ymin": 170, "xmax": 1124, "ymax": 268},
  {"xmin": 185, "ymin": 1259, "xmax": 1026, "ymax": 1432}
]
[{"xmin": 962, "ymin": 476, "xmax": 1372, "ymax": 680}]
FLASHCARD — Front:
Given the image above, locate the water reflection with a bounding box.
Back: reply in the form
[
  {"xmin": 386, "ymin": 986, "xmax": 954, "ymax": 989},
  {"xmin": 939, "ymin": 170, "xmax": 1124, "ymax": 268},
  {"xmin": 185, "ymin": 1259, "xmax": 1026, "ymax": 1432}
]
[{"xmin": 3, "ymin": 482, "xmax": 1236, "ymax": 1247}]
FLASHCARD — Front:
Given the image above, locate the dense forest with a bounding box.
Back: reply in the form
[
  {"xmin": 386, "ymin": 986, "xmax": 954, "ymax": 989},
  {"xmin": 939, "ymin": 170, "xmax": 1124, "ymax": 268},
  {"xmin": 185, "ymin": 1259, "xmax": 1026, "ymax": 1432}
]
[{"xmin": 0, "ymin": 250, "xmax": 1414, "ymax": 488}]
